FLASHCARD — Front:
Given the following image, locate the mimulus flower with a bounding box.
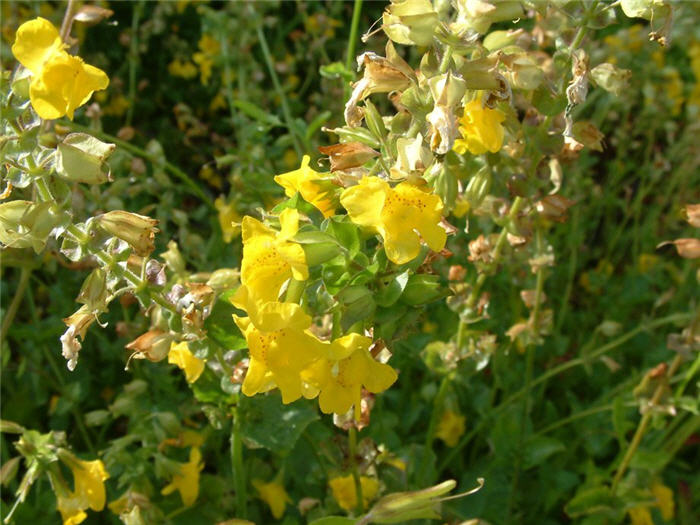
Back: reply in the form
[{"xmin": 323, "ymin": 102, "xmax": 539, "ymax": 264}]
[
  {"xmin": 240, "ymin": 208, "xmax": 308, "ymax": 303},
  {"xmin": 329, "ymin": 474, "xmax": 379, "ymax": 511},
  {"xmin": 168, "ymin": 341, "xmax": 206, "ymax": 383},
  {"xmin": 161, "ymin": 447, "xmax": 204, "ymax": 506},
  {"xmin": 233, "ymin": 300, "xmax": 325, "ymax": 403},
  {"xmin": 435, "ymin": 409, "xmax": 466, "ymax": 447},
  {"xmin": 56, "ymin": 456, "xmax": 110, "ymax": 524},
  {"xmin": 453, "ymin": 100, "xmax": 505, "ymax": 155},
  {"xmin": 12, "ymin": 17, "xmax": 109, "ymax": 120},
  {"xmin": 302, "ymin": 333, "xmax": 397, "ymax": 419},
  {"xmin": 340, "ymin": 176, "xmax": 446, "ymax": 265},
  {"xmin": 252, "ymin": 477, "xmax": 292, "ymax": 519},
  {"xmin": 274, "ymin": 155, "xmax": 338, "ymax": 218}
]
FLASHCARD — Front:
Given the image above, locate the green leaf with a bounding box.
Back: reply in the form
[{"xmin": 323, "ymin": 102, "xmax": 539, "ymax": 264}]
[
  {"xmin": 375, "ymin": 270, "xmax": 410, "ymax": 307},
  {"xmin": 523, "ymin": 435, "xmax": 565, "ymax": 469},
  {"xmin": 319, "ymin": 62, "xmax": 355, "ymax": 83},
  {"xmin": 308, "ymin": 517, "xmax": 357, "ymax": 525},
  {"xmin": 532, "ymin": 86, "xmax": 566, "ymax": 117},
  {"xmin": 401, "ymin": 274, "xmax": 447, "ymax": 306},
  {"xmin": 337, "ymin": 285, "xmax": 376, "ymax": 331},
  {"xmin": 323, "ymin": 217, "xmax": 360, "ymax": 256},
  {"xmin": 306, "ymin": 110, "xmax": 332, "ymax": 141},
  {"xmin": 204, "ymin": 289, "xmax": 247, "ymax": 351},
  {"xmin": 565, "ymin": 485, "xmax": 619, "ymax": 519},
  {"xmin": 232, "ymin": 99, "xmax": 283, "ymax": 127},
  {"xmin": 239, "ymin": 394, "xmax": 318, "ymax": 454}
]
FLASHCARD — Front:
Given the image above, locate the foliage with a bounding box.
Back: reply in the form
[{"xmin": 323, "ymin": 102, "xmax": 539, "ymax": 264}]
[{"xmin": 1, "ymin": 1, "xmax": 699, "ymax": 524}]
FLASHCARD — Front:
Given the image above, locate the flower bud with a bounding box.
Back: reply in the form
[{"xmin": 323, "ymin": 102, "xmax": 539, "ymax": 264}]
[
  {"xmin": 125, "ymin": 329, "xmax": 174, "ymax": 362},
  {"xmin": 454, "ymin": 0, "xmax": 524, "ymax": 35},
  {"xmin": 382, "ymin": 0, "xmax": 438, "ymax": 47},
  {"xmin": 161, "ymin": 240, "xmax": 187, "ymax": 276},
  {"xmin": 0, "ymin": 200, "xmax": 67, "ymax": 253},
  {"xmin": 77, "ymin": 268, "xmax": 109, "ymax": 315},
  {"xmin": 318, "ymin": 142, "xmax": 379, "ymax": 172},
  {"xmin": 96, "ymin": 211, "xmax": 159, "ymax": 256},
  {"xmin": 465, "ymin": 167, "xmax": 492, "ymax": 207},
  {"xmin": 56, "ymin": 133, "xmax": 115, "ymax": 185},
  {"xmin": 502, "ymin": 54, "xmax": 544, "ymax": 90},
  {"xmin": 483, "ymin": 29, "xmax": 528, "ymax": 51},
  {"xmin": 590, "ymin": 63, "xmax": 632, "ymax": 97},
  {"xmin": 367, "ymin": 480, "xmax": 459, "ymax": 523}
]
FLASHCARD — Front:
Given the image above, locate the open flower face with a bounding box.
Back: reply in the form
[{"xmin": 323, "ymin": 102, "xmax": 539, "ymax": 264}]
[
  {"xmin": 340, "ymin": 176, "xmax": 446, "ymax": 265},
  {"xmin": 453, "ymin": 99, "xmax": 505, "ymax": 155},
  {"xmin": 12, "ymin": 17, "xmax": 109, "ymax": 120},
  {"xmin": 240, "ymin": 208, "xmax": 308, "ymax": 303},
  {"xmin": 233, "ymin": 301, "xmax": 325, "ymax": 403},
  {"xmin": 56, "ymin": 457, "xmax": 110, "ymax": 524},
  {"xmin": 302, "ymin": 333, "xmax": 397, "ymax": 419},
  {"xmin": 274, "ymin": 155, "xmax": 338, "ymax": 218}
]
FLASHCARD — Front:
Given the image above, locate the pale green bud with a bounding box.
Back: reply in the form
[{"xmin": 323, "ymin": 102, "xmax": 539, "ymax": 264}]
[
  {"xmin": 0, "ymin": 201, "xmax": 67, "ymax": 253},
  {"xmin": 56, "ymin": 133, "xmax": 115, "ymax": 184},
  {"xmin": 590, "ymin": 63, "xmax": 632, "ymax": 97},
  {"xmin": 382, "ymin": 0, "xmax": 439, "ymax": 46},
  {"xmin": 96, "ymin": 211, "xmax": 159, "ymax": 256},
  {"xmin": 366, "ymin": 480, "xmax": 457, "ymax": 523}
]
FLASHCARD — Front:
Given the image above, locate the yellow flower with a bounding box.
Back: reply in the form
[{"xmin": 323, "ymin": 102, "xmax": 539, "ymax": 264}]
[
  {"xmin": 628, "ymin": 507, "xmax": 653, "ymax": 525},
  {"xmin": 56, "ymin": 457, "xmax": 110, "ymax": 524},
  {"xmin": 302, "ymin": 333, "xmax": 397, "ymax": 419},
  {"xmin": 252, "ymin": 478, "xmax": 291, "ymax": 519},
  {"xmin": 168, "ymin": 58, "xmax": 198, "ymax": 79},
  {"xmin": 239, "ymin": 208, "xmax": 308, "ymax": 303},
  {"xmin": 215, "ymin": 196, "xmax": 241, "ymax": 243},
  {"xmin": 453, "ymin": 100, "xmax": 505, "ymax": 155},
  {"xmin": 274, "ymin": 155, "xmax": 338, "ymax": 218},
  {"xmin": 651, "ymin": 482, "xmax": 674, "ymax": 521},
  {"xmin": 168, "ymin": 342, "xmax": 206, "ymax": 383},
  {"xmin": 11, "ymin": 17, "xmax": 108, "ymax": 120},
  {"xmin": 340, "ymin": 176, "xmax": 446, "ymax": 265},
  {"xmin": 232, "ymin": 296, "xmax": 324, "ymax": 403},
  {"xmin": 435, "ymin": 409, "xmax": 466, "ymax": 447},
  {"xmin": 161, "ymin": 447, "xmax": 204, "ymax": 506},
  {"xmin": 192, "ymin": 34, "xmax": 219, "ymax": 86},
  {"xmin": 329, "ymin": 474, "xmax": 379, "ymax": 511}
]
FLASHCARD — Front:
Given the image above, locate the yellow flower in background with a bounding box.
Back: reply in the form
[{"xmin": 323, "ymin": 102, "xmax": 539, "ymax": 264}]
[
  {"xmin": 168, "ymin": 342, "xmax": 205, "ymax": 383},
  {"xmin": 340, "ymin": 176, "xmax": 446, "ymax": 265},
  {"xmin": 453, "ymin": 100, "xmax": 505, "ymax": 155},
  {"xmin": 302, "ymin": 333, "xmax": 397, "ymax": 419},
  {"xmin": 435, "ymin": 409, "xmax": 466, "ymax": 447},
  {"xmin": 168, "ymin": 58, "xmax": 198, "ymax": 79},
  {"xmin": 11, "ymin": 17, "xmax": 108, "ymax": 120},
  {"xmin": 215, "ymin": 196, "xmax": 241, "ymax": 243},
  {"xmin": 274, "ymin": 155, "xmax": 338, "ymax": 218},
  {"xmin": 628, "ymin": 506, "xmax": 653, "ymax": 525},
  {"xmin": 252, "ymin": 477, "xmax": 291, "ymax": 519},
  {"xmin": 161, "ymin": 447, "xmax": 203, "ymax": 506},
  {"xmin": 232, "ymin": 298, "xmax": 325, "ymax": 403},
  {"xmin": 193, "ymin": 34, "xmax": 220, "ymax": 85},
  {"xmin": 239, "ymin": 208, "xmax": 308, "ymax": 303},
  {"xmin": 56, "ymin": 493, "xmax": 88, "ymax": 525},
  {"xmin": 329, "ymin": 474, "xmax": 379, "ymax": 511},
  {"xmin": 651, "ymin": 482, "xmax": 674, "ymax": 521}
]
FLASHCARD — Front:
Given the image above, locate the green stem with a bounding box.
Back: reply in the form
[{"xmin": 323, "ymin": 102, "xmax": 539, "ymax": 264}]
[
  {"xmin": 348, "ymin": 426, "xmax": 364, "ymax": 514},
  {"xmin": 425, "ymin": 375, "xmax": 452, "ymax": 450},
  {"xmin": 255, "ymin": 23, "xmax": 304, "ymax": 157},
  {"xmin": 125, "ymin": 0, "xmax": 145, "ymax": 127},
  {"xmin": 231, "ymin": 401, "xmax": 247, "ymax": 518},
  {"xmin": 537, "ymin": 404, "xmax": 614, "ymax": 435},
  {"xmin": 61, "ymin": 121, "xmax": 214, "ymax": 209},
  {"xmin": 611, "ymin": 354, "xmax": 683, "ymax": 493},
  {"xmin": 1, "ymin": 267, "xmax": 32, "ymax": 348},
  {"xmin": 439, "ymin": 46, "xmax": 453, "ymax": 74},
  {"xmin": 345, "ymin": 0, "xmax": 363, "ymax": 99}
]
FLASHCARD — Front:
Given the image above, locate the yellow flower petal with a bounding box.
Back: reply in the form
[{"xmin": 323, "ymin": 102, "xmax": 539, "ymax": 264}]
[
  {"xmin": 253, "ymin": 478, "xmax": 291, "ymax": 520},
  {"xmin": 329, "ymin": 474, "xmax": 379, "ymax": 511},
  {"xmin": 168, "ymin": 342, "xmax": 206, "ymax": 383},
  {"xmin": 453, "ymin": 100, "xmax": 505, "ymax": 155},
  {"xmin": 30, "ymin": 52, "xmax": 108, "ymax": 120},
  {"xmin": 161, "ymin": 447, "xmax": 203, "ymax": 507},
  {"xmin": 11, "ymin": 17, "xmax": 64, "ymax": 74},
  {"xmin": 274, "ymin": 155, "xmax": 337, "ymax": 218},
  {"xmin": 435, "ymin": 409, "xmax": 466, "ymax": 447},
  {"xmin": 651, "ymin": 482, "xmax": 674, "ymax": 521}
]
